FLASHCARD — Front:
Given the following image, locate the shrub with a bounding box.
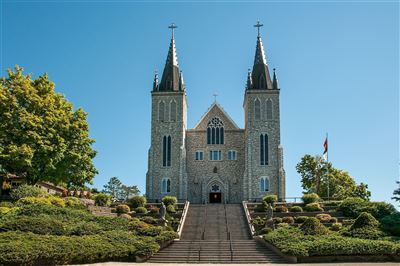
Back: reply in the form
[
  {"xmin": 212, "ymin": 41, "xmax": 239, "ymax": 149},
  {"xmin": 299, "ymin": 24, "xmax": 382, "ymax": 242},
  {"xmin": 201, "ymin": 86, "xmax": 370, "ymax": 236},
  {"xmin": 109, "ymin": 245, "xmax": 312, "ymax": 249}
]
[
  {"xmin": 339, "ymin": 198, "xmax": 396, "ymax": 219},
  {"xmin": 273, "ymin": 217, "xmax": 282, "ymax": 224},
  {"xmin": 64, "ymin": 197, "xmax": 86, "ymax": 209},
  {"xmin": 330, "ymin": 222, "xmax": 342, "ymax": 231},
  {"xmin": 316, "ymin": 213, "xmax": 331, "ymax": 223},
  {"xmin": 338, "ymin": 197, "xmax": 365, "ymax": 217},
  {"xmin": 0, "ymin": 201, "xmax": 13, "ymax": 208},
  {"xmin": 351, "ymin": 212, "xmax": 379, "ymax": 229},
  {"xmin": 67, "ymin": 222, "xmax": 102, "ymax": 236},
  {"xmin": 149, "ymin": 206, "xmax": 160, "ymax": 214},
  {"xmin": 303, "ymin": 203, "xmax": 324, "ymax": 212},
  {"xmin": 128, "ymin": 196, "xmax": 147, "ymax": 208},
  {"xmin": 134, "ymin": 239, "xmax": 160, "ymax": 257},
  {"xmin": 344, "ymin": 212, "xmax": 383, "ymax": 240},
  {"xmin": 1, "ymin": 214, "xmax": 66, "ymax": 235},
  {"xmin": 129, "ymin": 218, "xmax": 151, "ymax": 231},
  {"xmin": 277, "ymin": 222, "xmax": 290, "ymax": 229},
  {"xmin": 138, "ymin": 226, "xmax": 163, "ymax": 237},
  {"xmin": 380, "ymin": 213, "xmax": 400, "ymax": 236},
  {"xmin": 282, "ymin": 216, "xmax": 294, "ymax": 224},
  {"xmin": 154, "ymin": 231, "xmax": 179, "ymax": 244},
  {"xmin": 294, "ymin": 216, "xmax": 309, "ymax": 223},
  {"xmin": 254, "ymin": 202, "xmax": 267, "ymax": 212},
  {"xmin": 119, "ymin": 214, "xmax": 132, "ymax": 220},
  {"xmin": 116, "ymin": 204, "xmax": 130, "ymax": 214},
  {"xmin": 274, "ymin": 205, "xmax": 288, "ymax": 213},
  {"xmin": 140, "ymin": 216, "xmax": 158, "ymax": 225},
  {"xmin": 17, "ymin": 196, "xmax": 52, "ymax": 206},
  {"xmin": 135, "ymin": 207, "xmax": 148, "ymax": 214},
  {"xmin": 256, "ymin": 227, "xmax": 273, "ymax": 235},
  {"xmin": 329, "ymin": 217, "xmax": 338, "ymax": 223},
  {"xmin": 262, "ymin": 195, "xmax": 278, "ymax": 204},
  {"xmin": 162, "ymin": 196, "xmax": 177, "ymax": 206},
  {"xmin": 251, "ymin": 216, "xmax": 265, "ymax": 226},
  {"xmin": 300, "ymin": 217, "xmax": 328, "ymax": 235},
  {"xmin": 342, "ymin": 219, "xmax": 355, "ymax": 225},
  {"xmin": 302, "ymin": 193, "xmax": 320, "ymax": 204},
  {"xmin": 94, "ymin": 193, "xmax": 111, "ymax": 207},
  {"xmin": 47, "ymin": 196, "xmax": 65, "ymax": 207},
  {"xmin": 166, "ymin": 204, "xmax": 176, "ymax": 213},
  {"xmin": 289, "ymin": 206, "xmax": 303, "ymax": 213},
  {"xmin": 10, "ymin": 184, "xmax": 47, "ymax": 201}
]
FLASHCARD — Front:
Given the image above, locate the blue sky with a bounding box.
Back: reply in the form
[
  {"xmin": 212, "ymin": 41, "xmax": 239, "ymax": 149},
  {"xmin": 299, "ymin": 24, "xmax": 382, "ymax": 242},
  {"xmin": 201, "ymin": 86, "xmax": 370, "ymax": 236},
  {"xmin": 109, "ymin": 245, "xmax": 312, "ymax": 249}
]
[{"xmin": 1, "ymin": 1, "xmax": 399, "ymax": 206}]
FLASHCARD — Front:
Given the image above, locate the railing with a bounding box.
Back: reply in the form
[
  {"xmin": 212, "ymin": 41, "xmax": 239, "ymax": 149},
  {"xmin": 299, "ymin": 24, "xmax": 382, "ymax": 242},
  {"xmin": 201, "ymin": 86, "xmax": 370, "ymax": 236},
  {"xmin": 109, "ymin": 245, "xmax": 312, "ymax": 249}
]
[
  {"xmin": 229, "ymin": 240, "xmax": 233, "ymax": 261},
  {"xmin": 246, "ymin": 196, "xmax": 341, "ymax": 203},
  {"xmin": 242, "ymin": 201, "xmax": 256, "ymax": 236},
  {"xmin": 224, "ymin": 203, "xmax": 230, "ymax": 240},
  {"xmin": 176, "ymin": 201, "xmax": 190, "ymax": 238},
  {"xmin": 201, "ymin": 202, "xmax": 207, "ymax": 240}
]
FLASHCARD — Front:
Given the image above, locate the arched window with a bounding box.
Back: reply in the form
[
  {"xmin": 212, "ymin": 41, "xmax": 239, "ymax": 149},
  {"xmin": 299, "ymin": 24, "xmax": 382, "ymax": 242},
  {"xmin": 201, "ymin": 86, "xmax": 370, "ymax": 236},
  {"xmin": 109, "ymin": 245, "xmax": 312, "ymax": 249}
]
[
  {"xmin": 254, "ymin": 98, "xmax": 261, "ymax": 121},
  {"xmin": 158, "ymin": 101, "xmax": 165, "ymax": 122},
  {"xmin": 207, "ymin": 117, "xmax": 224, "ymax": 145},
  {"xmin": 162, "ymin": 135, "xmax": 172, "ymax": 167},
  {"xmin": 260, "ymin": 134, "xmax": 269, "ymax": 165},
  {"xmin": 260, "ymin": 177, "xmax": 270, "ymax": 192},
  {"xmin": 170, "ymin": 100, "xmax": 177, "ymax": 122},
  {"xmin": 266, "ymin": 99, "xmax": 273, "ymax": 120},
  {"xmin": 162, "ymin": 178, "xmax": 171, "ymax": 193}
]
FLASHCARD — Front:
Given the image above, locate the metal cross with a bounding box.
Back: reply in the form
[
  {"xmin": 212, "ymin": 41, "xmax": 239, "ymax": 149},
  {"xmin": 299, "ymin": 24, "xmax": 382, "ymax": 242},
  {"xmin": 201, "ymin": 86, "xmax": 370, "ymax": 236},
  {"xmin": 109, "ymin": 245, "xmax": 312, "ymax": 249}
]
[
  {"xmin": 254, "ymin": 20, "xmax": 263, "ymax": 37},
  {"xmin": 213, "ymin": 92, "xmax": 218, "ymax": 102},
  {"xmin": 168, "ymin": 23, "xmax": 178, "ymax": 38}
]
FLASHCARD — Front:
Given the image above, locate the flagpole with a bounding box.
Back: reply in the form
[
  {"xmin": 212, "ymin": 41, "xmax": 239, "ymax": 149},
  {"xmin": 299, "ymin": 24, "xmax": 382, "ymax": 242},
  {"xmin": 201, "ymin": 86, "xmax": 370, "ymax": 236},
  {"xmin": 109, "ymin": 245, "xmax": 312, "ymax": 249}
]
[{"xmin": 326, "ymin": 132, "xmax": 329, "ymax": 201}]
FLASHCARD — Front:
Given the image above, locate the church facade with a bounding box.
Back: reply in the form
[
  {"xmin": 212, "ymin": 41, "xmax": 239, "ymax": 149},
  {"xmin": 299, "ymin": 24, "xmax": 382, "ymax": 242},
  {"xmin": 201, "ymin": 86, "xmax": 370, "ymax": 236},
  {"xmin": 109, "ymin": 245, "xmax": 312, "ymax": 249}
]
[{"xmin": 146, "ymin": 24, "xmax": 285, "ymax": 204}]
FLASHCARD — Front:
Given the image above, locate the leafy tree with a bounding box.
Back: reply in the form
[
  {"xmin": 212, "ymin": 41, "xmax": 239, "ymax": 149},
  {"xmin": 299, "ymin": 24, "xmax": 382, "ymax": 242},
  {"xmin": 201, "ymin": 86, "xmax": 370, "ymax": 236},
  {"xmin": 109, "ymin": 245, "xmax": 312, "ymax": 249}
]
[
  {"xmin": 120, "ymin": 185, "xmax": 140, "ymax": 201},
  {"xmin": 296, "ymin": 154, "xmax": 371, "ymax": 200},
  {"xmin": 393, "ymin": 181, "xmax": 400, "ymax": 204},
  {"xmin": 0, "ymin": 66, "xmax": 97, "ymax": 187},
  {"xmin": 102, "ymin": 177, "xmax": 122, "ymax": 200}
]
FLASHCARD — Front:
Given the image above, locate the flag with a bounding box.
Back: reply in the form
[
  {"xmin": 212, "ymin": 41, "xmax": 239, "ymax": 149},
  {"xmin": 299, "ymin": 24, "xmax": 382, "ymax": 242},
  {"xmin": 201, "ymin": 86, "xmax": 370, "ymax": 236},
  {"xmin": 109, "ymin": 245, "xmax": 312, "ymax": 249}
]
[{"xmin": 323, "ymin": 136, "xmax": 328, "ymax": 161}]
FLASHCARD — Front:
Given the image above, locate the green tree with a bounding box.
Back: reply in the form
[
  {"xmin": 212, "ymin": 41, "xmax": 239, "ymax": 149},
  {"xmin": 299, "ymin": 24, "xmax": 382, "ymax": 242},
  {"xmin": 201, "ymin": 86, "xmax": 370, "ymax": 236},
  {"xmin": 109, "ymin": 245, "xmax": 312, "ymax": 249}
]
[
  {"xmin": 296, "ymin": 154, "xmax": 371, "ymax": 200},
  {"xmin": 0, "ymin": 66, "xmax": 97, "ymax": 187},
  {"xmin": 102, "ymin": 177, "xmax": 122, "ymax": 200},
  {"xmin": 120, "ymin": 185, "xmax": 140, "ymax": 201},
  {"xmin": 393, "ymin": 181, "xmax": 400, "ymax": 204}
]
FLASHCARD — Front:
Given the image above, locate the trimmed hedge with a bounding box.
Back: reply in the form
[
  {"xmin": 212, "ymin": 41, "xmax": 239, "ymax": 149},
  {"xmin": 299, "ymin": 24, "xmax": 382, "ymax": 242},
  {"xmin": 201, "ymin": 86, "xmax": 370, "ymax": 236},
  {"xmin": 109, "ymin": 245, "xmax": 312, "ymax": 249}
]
[
  {"xmin": 128, "ymin": 196, "xmax": 147, "ymax": 209},
  {"xmin": 262, "ymin": 195, "xmax": 278, "ymax": 204},
  {"xmin": 0, "ymin": 231, "xmax": 159, "ymax": 265},
  {"xmin": 290, "ymin": 206, "xmax": 303, "ymax": 213},
  {"xmin": 302, "ymin": 193, "xmax": 320, "ymax": 204},
  {"xmin": 162, "ymin": 196, "xmax": 177, "ymax": 206},
  {"xmin": 264, "ymin": 227, "xmax": 400, "ymax": 257},
  {"xmin": 339, "ymin": 197, "xmax": 396, "ymax": 219},
  {"xmin": 303, "ymin": 203, "xmax": 324, "ymax": 212}
]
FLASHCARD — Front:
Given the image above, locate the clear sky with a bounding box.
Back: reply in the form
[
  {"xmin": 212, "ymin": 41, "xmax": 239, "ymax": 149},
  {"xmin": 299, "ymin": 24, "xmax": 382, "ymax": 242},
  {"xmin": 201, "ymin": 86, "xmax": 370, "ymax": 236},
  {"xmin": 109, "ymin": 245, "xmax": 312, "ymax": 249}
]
[{"xmin": 1, "ymin": 1, "xmax": 399, "ymax": 206}]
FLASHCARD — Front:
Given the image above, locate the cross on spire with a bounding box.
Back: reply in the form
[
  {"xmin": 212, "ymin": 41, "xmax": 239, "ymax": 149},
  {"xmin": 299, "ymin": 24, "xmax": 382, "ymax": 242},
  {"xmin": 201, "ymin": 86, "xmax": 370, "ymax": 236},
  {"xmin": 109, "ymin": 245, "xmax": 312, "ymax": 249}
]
[
  {"xmin": 254, "ymin": 20, "xmax": 263, "ymax": 37},
  {"xmin": 168, "ymin": 23, "xmax": 178, "ymax": 38},
  {"xmin": 213, "ymin": 92, "xmax": 218, "ymax": 102}
]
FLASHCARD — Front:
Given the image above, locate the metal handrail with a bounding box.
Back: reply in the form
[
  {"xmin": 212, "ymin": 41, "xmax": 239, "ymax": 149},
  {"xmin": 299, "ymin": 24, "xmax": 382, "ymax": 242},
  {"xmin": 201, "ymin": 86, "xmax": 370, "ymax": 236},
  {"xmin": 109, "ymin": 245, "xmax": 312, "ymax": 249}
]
[
  {"xmin": 242, "ymin": 201, "xmax": 256, "ymax": 236},
  {"xmin": 229, "ymin": 239, "xmax": 233, "ymax": 261},
  {"xmin": 224, "ymin": 203, "xmax": 230, "ymax": 240},
  {"xmin": 202, "ymin": 202, "xmax": 207, "ymax": 240},
  {"xmin": 176, "ymin": 201, "xmax": 190, "ymax": 238}
]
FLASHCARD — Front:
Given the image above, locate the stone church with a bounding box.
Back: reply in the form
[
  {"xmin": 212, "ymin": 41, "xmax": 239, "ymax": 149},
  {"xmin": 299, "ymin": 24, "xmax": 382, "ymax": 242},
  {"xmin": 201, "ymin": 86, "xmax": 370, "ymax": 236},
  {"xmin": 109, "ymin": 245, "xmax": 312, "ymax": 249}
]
[{"xmin": 146, "ymin": 24, "xmax": 285, "ymax": 204}]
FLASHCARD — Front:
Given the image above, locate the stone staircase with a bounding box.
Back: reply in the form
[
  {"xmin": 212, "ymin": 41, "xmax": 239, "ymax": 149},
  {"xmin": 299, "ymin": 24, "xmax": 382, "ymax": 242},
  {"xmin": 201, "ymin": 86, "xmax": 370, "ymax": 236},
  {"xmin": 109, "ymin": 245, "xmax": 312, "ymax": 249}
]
[{"xmin": 149, "ymin": 204, "xmax": 286, "ymax": 263}]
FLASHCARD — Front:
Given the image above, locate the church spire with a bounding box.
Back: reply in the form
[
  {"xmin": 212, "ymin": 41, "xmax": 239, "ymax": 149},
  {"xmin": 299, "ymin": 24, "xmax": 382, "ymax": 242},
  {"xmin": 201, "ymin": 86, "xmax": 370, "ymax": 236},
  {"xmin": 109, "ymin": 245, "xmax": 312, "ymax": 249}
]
[
  {"xmin": 159, "ymin": 23, "xmax": 183, "ymax": 92},
  {"xmin": 251, "ymin": 21, "xmax": 273, "ymax": 90},
  {"xmin": 272, "ymin": 68, "xmax": 279, "ymax": 90}
]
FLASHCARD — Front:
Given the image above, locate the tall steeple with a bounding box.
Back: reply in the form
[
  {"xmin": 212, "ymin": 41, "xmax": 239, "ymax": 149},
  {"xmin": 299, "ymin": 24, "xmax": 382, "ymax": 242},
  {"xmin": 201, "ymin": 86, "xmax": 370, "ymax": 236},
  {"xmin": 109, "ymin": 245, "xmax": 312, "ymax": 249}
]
[
  {"xmin": 250, "ymin": 21, "xmax": 273, "ymax": 90},
  {"xmin": 158, "ymin": 23, "xmax": 184, "ymax": 92}
]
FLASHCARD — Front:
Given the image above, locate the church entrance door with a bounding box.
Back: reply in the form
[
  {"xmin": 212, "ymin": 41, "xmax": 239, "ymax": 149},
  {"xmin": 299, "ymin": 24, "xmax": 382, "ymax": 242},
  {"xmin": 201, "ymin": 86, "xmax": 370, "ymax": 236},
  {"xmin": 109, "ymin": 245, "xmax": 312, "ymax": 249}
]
[{"xmin": 209, "ymin": 192, "xmax": 222, "ymax": 203}]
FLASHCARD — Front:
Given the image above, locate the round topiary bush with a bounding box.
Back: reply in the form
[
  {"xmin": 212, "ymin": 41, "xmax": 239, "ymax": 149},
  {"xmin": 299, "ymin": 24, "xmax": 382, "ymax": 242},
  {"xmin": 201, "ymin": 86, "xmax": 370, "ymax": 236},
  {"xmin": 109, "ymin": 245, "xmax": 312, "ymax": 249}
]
[
  {"xmin": 289, "ymin": 206, "xmax": 303, "ymax": 213},
  {"xmin": 273, "ymin": 217, "xmax": 282, "ymax": 224},
  {"xmin": 294, "ymin": 216, "xmax": 309, "ymax": 223},
  {"xmin": 262, "ymin": 195, "xmax": 278, "ymax": 204},
  {"xmin": 274, "ymin": 205, "xmax": 288, "ymax": 213},
  {"xmin": 119, "ymin": 213, "xmax": 132, "ymax": 220},
  {"xmin": 116, "ymin": 204, "xmax": 130, "ymax": 214},
  {"xmin": 301, "ymin": 193, "xmax": 320, "ymax": 205},
  {"xmin": 135, "ymin": 206, "xmax": 148, "ymax": 214},
  {"xmin": 94, "ymin": 193, "xmax": 111, "ymax": 207},
  {"xmin": 282, "ymin": 216, "xmax": 295, "ymax": 224},
  {"xmin": 300, "ymin": 217, "xmax": 328, "ymax": 235},
  {"xmin": 162, "ymin": 196, "xmax": 177, "ymax": 206},
  {"xmin": 303, "ymin": 202, "xmax": 324, "ymax": 212},
  {"xmin": 329, "ymin": 217, "xmax": 338, "ymax": 223},
  {"xmin": 316, "ymin": 213, "xmax": 332, "ymax": 223},
  {"xmin": 351, "ymin": 212, "xmax": 379, "ymax": 229},
  {"xmin": 166, "ymin": 204, "xmax": 176, "ymax": 213},
  {"xmin": 345, "ymin": 212, "xmax": 383, "ymax": 239},
  {"xmin": 330, "ymin": 222, "xmax": 342, "ymax": 231},
  {"xmin": 128, "ymin": 196, "xmax": 147, "ymax": 209}
]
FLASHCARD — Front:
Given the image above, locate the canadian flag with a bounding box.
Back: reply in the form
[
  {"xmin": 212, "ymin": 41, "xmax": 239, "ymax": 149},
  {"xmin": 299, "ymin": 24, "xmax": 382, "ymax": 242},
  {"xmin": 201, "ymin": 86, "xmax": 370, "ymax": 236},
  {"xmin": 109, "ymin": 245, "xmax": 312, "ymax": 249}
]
[{"xmin": 323, "ymin": 137, "xmax": 328, "ymax": 161}]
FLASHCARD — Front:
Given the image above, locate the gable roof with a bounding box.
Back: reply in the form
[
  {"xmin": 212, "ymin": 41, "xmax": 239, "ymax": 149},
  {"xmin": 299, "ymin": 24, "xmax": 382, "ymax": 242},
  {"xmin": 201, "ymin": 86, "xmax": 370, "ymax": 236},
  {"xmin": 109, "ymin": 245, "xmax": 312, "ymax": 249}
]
[{"xmin": 192, "ymin": 102, "xmax": 240, "ymax": 130}]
